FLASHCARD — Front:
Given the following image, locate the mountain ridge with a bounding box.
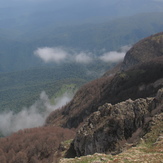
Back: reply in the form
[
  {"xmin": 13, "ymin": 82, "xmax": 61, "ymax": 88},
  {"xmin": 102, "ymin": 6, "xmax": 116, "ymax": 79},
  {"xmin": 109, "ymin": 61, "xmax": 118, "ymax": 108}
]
[{"xmin": 122, "ymin": 32, "xmax": 163, "ymax": 70}]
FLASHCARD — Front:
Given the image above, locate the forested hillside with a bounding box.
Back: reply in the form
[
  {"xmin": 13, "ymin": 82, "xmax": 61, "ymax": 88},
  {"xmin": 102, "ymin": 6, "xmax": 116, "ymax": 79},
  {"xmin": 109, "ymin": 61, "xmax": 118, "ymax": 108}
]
[{"xmin": 0, "ymin": 61, "xmax": 111, "ymax": 113}]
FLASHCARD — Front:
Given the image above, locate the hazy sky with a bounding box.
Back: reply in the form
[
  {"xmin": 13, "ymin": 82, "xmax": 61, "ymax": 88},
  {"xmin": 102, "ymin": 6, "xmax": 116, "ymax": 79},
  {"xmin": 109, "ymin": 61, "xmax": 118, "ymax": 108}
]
[{"xmin": 1, "ymin": 0, "xmax": 163, "ymax": 26}]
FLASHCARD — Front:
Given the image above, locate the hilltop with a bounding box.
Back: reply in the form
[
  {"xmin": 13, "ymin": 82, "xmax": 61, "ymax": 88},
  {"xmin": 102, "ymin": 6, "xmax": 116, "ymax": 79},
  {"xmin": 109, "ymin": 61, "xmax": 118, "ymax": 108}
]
[{"xmin": 121, "ymin": 32, "xmax": 163, "ymax": 70}]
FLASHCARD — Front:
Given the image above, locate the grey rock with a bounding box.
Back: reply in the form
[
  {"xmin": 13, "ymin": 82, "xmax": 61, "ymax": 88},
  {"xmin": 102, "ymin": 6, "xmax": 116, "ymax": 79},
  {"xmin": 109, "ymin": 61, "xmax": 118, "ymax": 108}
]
[{"xmin": 73, "ymin": 88, "xmax": 163, "ymax": 156}]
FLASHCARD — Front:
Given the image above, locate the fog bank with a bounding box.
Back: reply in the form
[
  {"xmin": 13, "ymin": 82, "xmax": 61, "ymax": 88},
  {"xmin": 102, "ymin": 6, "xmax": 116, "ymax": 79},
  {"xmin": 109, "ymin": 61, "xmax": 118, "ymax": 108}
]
[{"xmin": 0, "ymin": 91, "xmax": 72, "ymax": 136}]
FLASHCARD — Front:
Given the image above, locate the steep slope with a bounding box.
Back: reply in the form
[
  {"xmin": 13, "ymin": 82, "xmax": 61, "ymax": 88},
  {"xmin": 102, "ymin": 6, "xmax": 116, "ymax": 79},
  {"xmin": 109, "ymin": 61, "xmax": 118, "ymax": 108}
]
[{"xmin": 46, "ymin": 59, "xmax": 163, "ymax": 129}]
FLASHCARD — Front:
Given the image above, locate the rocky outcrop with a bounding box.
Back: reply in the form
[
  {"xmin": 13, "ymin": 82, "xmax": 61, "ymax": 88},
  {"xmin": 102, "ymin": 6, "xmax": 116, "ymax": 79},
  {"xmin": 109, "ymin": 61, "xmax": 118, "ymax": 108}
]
[{"xmin": 72, "ymin": 88, "xmax": 163, "ymax": 156}]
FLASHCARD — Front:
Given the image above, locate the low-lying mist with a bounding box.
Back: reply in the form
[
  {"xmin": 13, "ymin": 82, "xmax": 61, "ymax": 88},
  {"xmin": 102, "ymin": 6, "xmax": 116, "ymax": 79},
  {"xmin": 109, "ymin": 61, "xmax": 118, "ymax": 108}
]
[{"xmin": 0, "ymin": 91, "xmax": 73, "ymax": 136}]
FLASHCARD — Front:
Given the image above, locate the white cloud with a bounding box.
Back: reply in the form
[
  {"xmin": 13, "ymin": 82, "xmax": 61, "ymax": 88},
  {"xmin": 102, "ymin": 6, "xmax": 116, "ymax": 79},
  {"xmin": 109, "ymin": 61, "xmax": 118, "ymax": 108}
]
[
  {"xmin": 75, "ymin": 52, "xmax": 93, "ymax": 64},
  {"xmin": 34, "ymin": 46, "xmax": 131, "ymax": 64},
  {"xmin": 99, "ymin": 45, "xmax": 131, "ymax": 63},
  {"xmin": 34, "ymin": 47, "xmax": 68, "ymax": 63},
  {"xmin": 0, "ymin": 91, "xmax": 72, "ymax": 136},
  {"xmin": 99, "ymin": 51, "xmax": 125, "ymax": 63},
  {"xmin": 34, "ymin": 47, "xmax": 95, "ymax": 64}
]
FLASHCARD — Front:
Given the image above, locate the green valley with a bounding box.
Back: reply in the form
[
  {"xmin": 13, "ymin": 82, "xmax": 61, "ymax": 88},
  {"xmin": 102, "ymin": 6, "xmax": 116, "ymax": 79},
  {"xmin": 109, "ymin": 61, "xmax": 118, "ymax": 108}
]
[{"xmin": 0, "ymin": 61, "xmax": 111, "ymax": 113}]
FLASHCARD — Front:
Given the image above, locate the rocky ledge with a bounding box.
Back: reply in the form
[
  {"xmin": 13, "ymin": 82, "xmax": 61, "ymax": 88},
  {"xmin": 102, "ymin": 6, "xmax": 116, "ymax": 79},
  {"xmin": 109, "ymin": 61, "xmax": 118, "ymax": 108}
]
[{"xmin": 72, "ymin": 88, "xmax": 163, "ymax": 156}]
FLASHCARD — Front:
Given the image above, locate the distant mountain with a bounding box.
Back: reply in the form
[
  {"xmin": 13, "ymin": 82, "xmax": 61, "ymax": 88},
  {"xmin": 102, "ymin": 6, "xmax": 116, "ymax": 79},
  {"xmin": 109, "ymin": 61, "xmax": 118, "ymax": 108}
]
[
  {"xmin": 0, "ymin": 12, "xmax": 163, "ymax": 72},
  {"xmin": 28, "ymin": 12, "xmax": 163, "ymax": 51}
]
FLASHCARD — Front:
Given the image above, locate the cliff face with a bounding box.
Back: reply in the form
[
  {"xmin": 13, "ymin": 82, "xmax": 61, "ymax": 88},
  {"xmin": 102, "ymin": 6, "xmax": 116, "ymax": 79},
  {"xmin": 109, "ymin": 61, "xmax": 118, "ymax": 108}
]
[{"xmin": 73, "ymin": 88, "xmax": 163, "ymax": 156}]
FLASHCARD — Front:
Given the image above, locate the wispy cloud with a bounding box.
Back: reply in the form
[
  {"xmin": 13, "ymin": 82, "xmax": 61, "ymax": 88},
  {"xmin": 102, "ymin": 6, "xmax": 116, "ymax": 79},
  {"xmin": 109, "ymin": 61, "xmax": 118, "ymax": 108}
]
[
  {"xmin": 99, "ymin": 51, "xmax": 125, "ymax": 62},
  {"xmin": 34, "ymin": 47, "xmax": 94, "ymax": 64},
  {"xmin": 34, "ymin": 45, "xmax": 131, "ymax": 64},
  {"xmin": 0, "ymin": 91, "xmax": 72, "ymax": 136},
  {"xmin": 120, "ymin": 45, "xmax": 131, "ymax": 53},
  {"xmin": 34, "ymin": 47, "xmax": 69, "ymax": 63},
  {"xmin": 75, "ymin": 52, "xmax": 93, "ymax": 64}
]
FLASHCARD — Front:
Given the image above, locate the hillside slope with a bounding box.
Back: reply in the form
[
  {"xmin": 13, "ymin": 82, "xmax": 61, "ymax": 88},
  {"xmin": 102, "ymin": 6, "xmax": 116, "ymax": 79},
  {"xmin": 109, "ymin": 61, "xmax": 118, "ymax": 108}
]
[{"xmin": 46, "ymin": 32, "xmax": 163, "ymax": 129}]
